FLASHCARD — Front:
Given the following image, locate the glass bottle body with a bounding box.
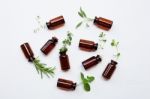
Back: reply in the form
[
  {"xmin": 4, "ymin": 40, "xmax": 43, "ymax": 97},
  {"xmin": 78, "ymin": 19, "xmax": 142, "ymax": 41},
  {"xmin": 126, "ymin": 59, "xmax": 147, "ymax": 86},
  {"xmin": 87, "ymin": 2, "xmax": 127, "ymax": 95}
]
[
  {"xmin": 59, "ymin": 52, "xmax": 70, "ymax": 71},
  {"xmin": 94, "ymin": 17, "xmax": 113, "ymax": 31},
  {"xmin": 41, "ymin": 37, "xmax": 58, "ymax": 55},
  {"xmin": 20, "ymin": 43, "xmax": 35, "ymax": 62},
  {"xmin": 102, "ymin": 60, "xmax": 117, "ymax": 79},
  {"xmin": 57, "ymin": 78, "xmax": 76, "ymax": 90},
  {"xmin": 79, "ymin": 39, "xmax": 98, "ymax": 51},
  {"xmin": 82, "ymin": 55, "xmax": 101, "ymax": 70},
  {"xmin": 46, "ymin": 16, "xmax": 65, "ymax": 30}
]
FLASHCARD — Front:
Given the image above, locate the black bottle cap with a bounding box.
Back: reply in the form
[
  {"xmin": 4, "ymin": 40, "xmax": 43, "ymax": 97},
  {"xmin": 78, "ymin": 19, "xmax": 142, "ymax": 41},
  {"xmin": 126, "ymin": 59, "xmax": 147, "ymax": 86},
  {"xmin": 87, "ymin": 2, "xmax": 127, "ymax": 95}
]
[
  {"xmin": 52, "ymin": 37, "xmax": 58, "ymax": 43},
  {"xmin": 93, "ymin": 43, "xmax": 98, "ymax": 50},
  {"xmin": 96, "ymin": 55, "xmax": 102, "ymax": 62},
  {"xmin": 93, "ymin": 16, "xmax": 98, "ymax": 23},
  {"xmin": 72, "ymin": 83, "xmax": 76, "ymax": 90},
  {"xmin": 111, "ymin": 60, "xmax": 118, "ymax": 65},
  {"xmin": 46, "ymin": 22, "xmax": 50, "ymax": 29}
]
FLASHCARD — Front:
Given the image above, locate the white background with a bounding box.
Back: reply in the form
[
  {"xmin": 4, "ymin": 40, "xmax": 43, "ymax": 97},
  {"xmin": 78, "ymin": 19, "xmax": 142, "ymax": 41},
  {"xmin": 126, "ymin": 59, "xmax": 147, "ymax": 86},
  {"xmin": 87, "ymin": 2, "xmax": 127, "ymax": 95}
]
[{"xmin": 0, "ymin": 0, "xmax": 150, "ymax": 99}]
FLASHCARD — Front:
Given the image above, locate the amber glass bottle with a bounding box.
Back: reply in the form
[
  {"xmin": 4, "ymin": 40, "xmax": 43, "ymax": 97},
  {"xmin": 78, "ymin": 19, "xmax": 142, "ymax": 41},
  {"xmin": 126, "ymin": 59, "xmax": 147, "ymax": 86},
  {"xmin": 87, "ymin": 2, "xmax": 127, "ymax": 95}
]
[
  {"xmin": 82, "ymin": 55, "xmax": 102, "ymax": 70},
  {"xmin": 41, "ymin": 37, "xmax": 58, "ymax": 55},
  {"xmin": 79, "ymin": 39, "xmax": 98, "ymax": 51},
  {"xmin": 57, "ymin": 78, "xmax": 76, "ymax": 90},
  {"xmin": 102, "ymin": 60, "xmax": 117, "ymax": 79},
  {"xmin": 20, "ymin": 43, "xmax": 35, "ymax": 62},
  {"xmin": 59, "ymin": 51, "xmax": 70, "ymax": 71},
  {"xmin": 94, "ymin": 17, "xmax": 113, "ymax": 31},
  {"xmin": 46, "ymin": 16, "xmax": 65, "ymax": 30}
]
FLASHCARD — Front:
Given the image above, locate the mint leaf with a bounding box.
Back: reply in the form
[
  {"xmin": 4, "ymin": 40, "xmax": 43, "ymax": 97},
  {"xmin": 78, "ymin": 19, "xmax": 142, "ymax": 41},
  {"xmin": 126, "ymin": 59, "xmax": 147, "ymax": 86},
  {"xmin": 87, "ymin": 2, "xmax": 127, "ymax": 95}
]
[
  {"xmin": 87, "ymin": 76, "xmax": 95, "ymax": 83},
  {"xmin": 84, "ymin": 83, "xmax": 90, "ymax": 91}
]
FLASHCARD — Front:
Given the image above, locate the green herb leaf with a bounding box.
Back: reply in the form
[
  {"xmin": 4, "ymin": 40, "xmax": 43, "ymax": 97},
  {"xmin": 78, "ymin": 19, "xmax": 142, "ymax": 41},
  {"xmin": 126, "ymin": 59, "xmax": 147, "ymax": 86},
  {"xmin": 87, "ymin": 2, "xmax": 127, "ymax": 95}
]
[
  {"xmin": 60, "ymin": 31, "xmax": 73, "ymax": 53},
  {"xmin": 76, "ymin": 21, "xmax": 83, "ymax": 29},
  {"xmin": 33, "ymin": 58, "xmax": 55, "ymax": 78},
  {"xmin": 78, "ymin": 12, "xmax": 84, "ymax": 18},
  {"xmin": 80, "ymin": 7, "xmax": 87, "ymax": 18},
  {"xmin": 80, "ymin": 72, "xmax": 95, "ymax": 92},
  {"xmin": 84, "ymin": 83, "xmax": 90, "ymax": 91},
  {"xmin": 87, "ymin": 76, "xmax": 95, "ymax": 83},
  {"xmin": 81, "ymin": 72, "xmax": 84, "ymax": 81}
]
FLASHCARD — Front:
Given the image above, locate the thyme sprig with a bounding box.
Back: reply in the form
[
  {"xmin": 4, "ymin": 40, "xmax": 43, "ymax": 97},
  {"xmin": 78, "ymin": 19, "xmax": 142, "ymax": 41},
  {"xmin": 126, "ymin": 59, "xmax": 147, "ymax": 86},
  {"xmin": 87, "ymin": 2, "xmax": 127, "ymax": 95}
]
[
  {"xmin": 59, "ymin": 31, "xmax": 73, "ymax": 53},
  {"xmin": 33, "ymin": 57, "xmax": 55, "ymax": 78},
  {"xmin": 111, "ymin": 39, "xmax": 121, "ymax": 60},
  {"xmin": 99, "ymin": 32, "xmax": 107, "ymax": 49},
  {"xmin": 34, "ymin": 16, "xmax": 46, "ymax": 33},
  {"xmin": 80, "ymin": 72, "xmax": 95, "ymax": 92},
  {"xmin": 76, "ymin": 7, "xmax": 93, "ymax": 29}
]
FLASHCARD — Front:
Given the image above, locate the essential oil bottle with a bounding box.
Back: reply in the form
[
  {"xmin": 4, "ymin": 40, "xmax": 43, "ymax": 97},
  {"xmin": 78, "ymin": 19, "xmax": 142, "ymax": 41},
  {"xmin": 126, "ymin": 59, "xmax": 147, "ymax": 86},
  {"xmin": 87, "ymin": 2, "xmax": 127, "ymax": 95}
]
[
  {"xmin": 82, "ymin": 55, "xmax": 102, "ymax": 70},
  {"xmin": 94, "ymin": 17, "xmax": 113, "ymax": 31},
  {"xmin": 57, "ymin": 78, "xmax": 76, "ymax": 90},
  {"xmin": 79, "ymin": 39, "xmax": 98, "ymax": 51},
  {"xmin": 20, "ymin": 43, "xmax": 35, "ymax": 62},
  {"xmin": 46, "ymin": 16, "xmax": 65, "ymax": 30},
  {"xmin": 102, "ymin": 60, "xmax": 117, "ymax": 79},
  {"xmin": 59, "ymin": 51, "xmax": 70, "ymax": 71},
  {"xmin": 41, "ymin": 37, "xmax": 58, "ymax": 55}
]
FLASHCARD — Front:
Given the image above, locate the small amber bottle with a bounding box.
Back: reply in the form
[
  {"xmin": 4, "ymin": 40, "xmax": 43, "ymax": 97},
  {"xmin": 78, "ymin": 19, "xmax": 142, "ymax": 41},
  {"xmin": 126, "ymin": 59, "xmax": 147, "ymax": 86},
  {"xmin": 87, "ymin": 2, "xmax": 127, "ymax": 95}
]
[
  {"xmin": 82, "ymin": 55, "xmax": 102, "ymax": 70},
  {"xmin": 41, "ymin": 37, "xmax": 58, "ymax": 55},
  {"xmin": 102, "ymin": 60, "xmax": 117, "ymax": 79},
  {"xmin": 57, "ymin": 78, "xmax": 76, "ymax": 90},
  {"xmin": 46, "ymin": 16, "xmax": 65, "ymax": 30},
  {"xmin": 94, "ymin": 17, "xmax": 113, "ymax": 31},
  {"xmin": 59, "ymin": 51, "xmax": 70, "ymax": 71},
  {"xmin": 79, "ymin": 39, "xmax": 98, "ymax": 51},
  {"xmin": 20, "ymin": 43, "xmax": 35, "ymax": 62}
]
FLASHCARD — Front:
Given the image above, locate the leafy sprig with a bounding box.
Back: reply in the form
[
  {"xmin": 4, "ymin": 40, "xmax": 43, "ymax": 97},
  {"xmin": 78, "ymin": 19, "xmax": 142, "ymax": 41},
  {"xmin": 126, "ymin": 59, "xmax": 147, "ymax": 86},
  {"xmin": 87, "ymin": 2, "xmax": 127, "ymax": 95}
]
[
  {"xmin": 59, "ymin": 31, "xmax": 73, "ymax": 53},
  {"xmin": 80, "ymin": 72, "xmax": 95, "ymax": 92},
  {"xmin": 34, "ymin": 16, "xmax": 46, "ymax": 33},
  {"xmin": 33, "ymin": 57, "xmax": 55, "ymax": 78},
  {"xmin": 111, "ymin": 39, "xmax": 121, "ymax": 60},
  {"xmin": 76, "ymin": 7, "xmax": 93, "ymax": 29},
  {"xmin": 99, "ymin": 32, "xmax": 107, "ymax": 49}
]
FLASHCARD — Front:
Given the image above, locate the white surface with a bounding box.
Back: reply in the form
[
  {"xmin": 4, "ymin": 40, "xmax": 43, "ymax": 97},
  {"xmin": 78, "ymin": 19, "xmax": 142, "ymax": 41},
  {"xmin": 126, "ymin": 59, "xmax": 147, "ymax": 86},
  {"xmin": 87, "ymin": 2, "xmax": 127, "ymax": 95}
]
[{"xmin": 0, "ymin": 0, "xmax": 150, "ymax": 99}]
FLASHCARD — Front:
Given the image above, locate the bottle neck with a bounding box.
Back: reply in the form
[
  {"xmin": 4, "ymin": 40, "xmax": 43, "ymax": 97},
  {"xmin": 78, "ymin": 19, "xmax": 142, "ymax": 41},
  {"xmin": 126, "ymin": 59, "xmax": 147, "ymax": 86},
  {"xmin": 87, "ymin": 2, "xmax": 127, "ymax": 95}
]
[
  {"xmin": 111, "ymin": 60, "xmax": 118, "ymax": 65},
  {"xmin": 96, "ymin": 55, "xmax": 101, "ymax": 62},
  {"xmin": 29, "ymin": 57, "xmax": 35, "ymax": 62},
  {"xmin": 93, "ymin": 43, "xmax": 98, "ymax": 50}
]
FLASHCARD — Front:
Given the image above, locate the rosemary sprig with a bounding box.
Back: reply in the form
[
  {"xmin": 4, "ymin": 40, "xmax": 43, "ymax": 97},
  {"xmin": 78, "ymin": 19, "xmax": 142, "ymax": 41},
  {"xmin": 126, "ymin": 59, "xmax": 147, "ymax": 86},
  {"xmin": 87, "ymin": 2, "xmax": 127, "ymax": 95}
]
[
  {"xmin": 111, "ymin": 39, "xmax": 121, "ymax": 60},
  {"xmin": 59, "ymin": 31, "xmax": 73, "ymax": 53},
  {"xmin": 99, "ymin": 32, "xmax": 107, "ymax": 49},
  {"xmin": 80, "ymin": 72, "xmax": 95, "ymax": 92},
  {"xmin": 33, "ymin": 57, "xmax": 55, "ymax": 78},
  {"xmin": 76, "ymin": 7, "xmax": 93, "ymax": 29}
]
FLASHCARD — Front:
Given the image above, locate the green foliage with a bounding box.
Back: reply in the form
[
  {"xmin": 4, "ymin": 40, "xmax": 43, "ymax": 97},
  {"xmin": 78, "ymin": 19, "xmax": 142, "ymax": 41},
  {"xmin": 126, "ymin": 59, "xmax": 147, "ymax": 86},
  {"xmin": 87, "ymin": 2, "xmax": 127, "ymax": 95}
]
[
  {"xmin": 99, "ymin": 32, "xmax": 107, "ymax": 49},
  {"xmin": 76, "ymin": 7, "xmax": 93, "ymax": 29},
  {"xmin": 59, "ymin": 31, "xmax": 73, "ymax": 53},
  {"xmin": 33, "ymin": 57, "xmax": 55, "ymax": 78},
  {"xmin": 80, "ymin": 72, "xmax": 95, "ymax": 92},
  {"xmin": 111, "ymin": 39, "xmax": 121, "ymax": 60}
]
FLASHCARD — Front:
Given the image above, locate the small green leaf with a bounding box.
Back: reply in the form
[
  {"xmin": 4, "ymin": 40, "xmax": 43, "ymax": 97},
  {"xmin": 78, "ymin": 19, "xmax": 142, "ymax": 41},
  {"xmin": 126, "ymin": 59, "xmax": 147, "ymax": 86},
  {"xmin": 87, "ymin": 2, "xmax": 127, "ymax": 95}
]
[
  {"xmin": 78, "ymin": 12, "xmax": 84, "ymax": 18},
  {"xmin": 80, "ymin": 72, "xmax": 84, "ymax": 81},
  {"xmin": 80, "ymin": 7, "xmax": 87, "ymax": 17},
  {"xmin": 76, "ymin": 21, "xmax": 83, "ymax": 29},
  {"xmin": 87, "ymin": 76, "xmax": 95, "ymax": 83},
  {"xmin": 84, "ymin": 83, "xmax": 90, "ymax": 91},
  {"xmin": 103, "ymin": 39, "xmax": 107, "ymax": 42},
  {"xmin": 111, "ymin": 39, "xmax": 115, "ymax": 46}
]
